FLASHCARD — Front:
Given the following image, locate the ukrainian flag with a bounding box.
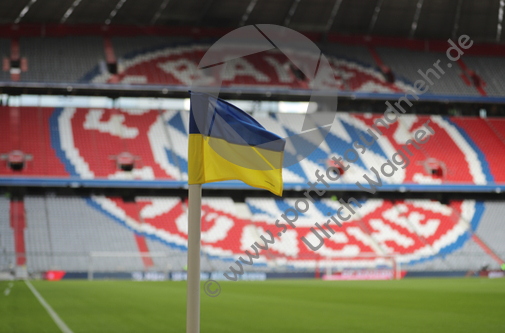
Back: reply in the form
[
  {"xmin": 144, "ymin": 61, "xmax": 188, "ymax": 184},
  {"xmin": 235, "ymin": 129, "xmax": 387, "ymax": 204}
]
[{"xmin": 188, "ymin": 92, "xmax": 285, "ymax": 196}]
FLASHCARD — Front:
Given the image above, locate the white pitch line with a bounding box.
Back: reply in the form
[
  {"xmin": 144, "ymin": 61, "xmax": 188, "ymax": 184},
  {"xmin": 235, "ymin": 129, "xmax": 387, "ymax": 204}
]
[{"xmin": 24, "ymin": 280, "xmax": 74, "ymax": 333}]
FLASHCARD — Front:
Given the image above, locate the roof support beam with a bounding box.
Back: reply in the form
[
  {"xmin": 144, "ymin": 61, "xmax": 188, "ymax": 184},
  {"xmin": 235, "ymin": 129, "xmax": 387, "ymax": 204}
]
[
  {"xmin": 239, "ymin": 0, "xmax": 259, "ymax": 26},
  {"xmin": 284, "ymin": 0, "xmax": 301, "ymax": 27},
  {"xmin": 409, "ymin": 0, "xmax": 424, "ymax": 38},
  {"xmin": 497, "ymin": 0, "xmax": 505, "ymax": 42},
  {"xmin": 105, "ymin": 0, "xmax": 127, "ymax": 25},
  {"xmin": 151, "ymin": 0, "xmax": 170, "ymax": 25},
  {"xmin": 323, "ymin": 0, "xmax": 343, "ymax": 36},
  {"xmin": 60, "ymin": 0, "xmax": 83, "ymax": 24},
  {"xmin": 451, "ymin": 0, "xmax": 463, "ymax": 40},
  {"xmin": 14, "ymin": 0, "xmax": 37, "ymax": 24},
  {"xmin": 368, "ymin": 0, "xmax": 384, "ymax": 35}
]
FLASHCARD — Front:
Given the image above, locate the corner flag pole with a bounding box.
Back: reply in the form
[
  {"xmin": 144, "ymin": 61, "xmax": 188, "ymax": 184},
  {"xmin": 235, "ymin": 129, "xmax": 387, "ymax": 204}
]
[{"xmin": 187, "ymin": 184, "xmax": 202, "ymax": 333}]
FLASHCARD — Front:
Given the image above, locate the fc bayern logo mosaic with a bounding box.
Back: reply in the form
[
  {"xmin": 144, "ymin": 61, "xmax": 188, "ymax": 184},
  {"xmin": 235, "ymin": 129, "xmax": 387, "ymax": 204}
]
[
  {"xmin": 51, "ymin": 111, "xmax": 489, "ymax": 268},
  {"xmin": 48, "ymin": 26, "xmax": 493, "ymax": 268}
]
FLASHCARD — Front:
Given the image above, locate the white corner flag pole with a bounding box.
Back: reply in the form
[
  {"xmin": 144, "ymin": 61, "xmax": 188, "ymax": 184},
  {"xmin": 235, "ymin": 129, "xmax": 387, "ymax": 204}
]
[{"xmin": 187, "ymin": 184, "xmax": 202, "ymax": 333}]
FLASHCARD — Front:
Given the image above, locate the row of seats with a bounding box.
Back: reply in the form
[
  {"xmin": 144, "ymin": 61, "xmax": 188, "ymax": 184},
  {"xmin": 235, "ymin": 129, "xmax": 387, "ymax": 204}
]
[
  {"xmin": 464, "ymin": 56, "xmax": 505, "ymax": 96},
  {"xmin": 1, "ymin": 37, "xmax": 503, "ymax": 95},
  {"xmin": 478, "ymin": 201, "xmax": 505, "ymax": 254},
  {"xmin": 24, "ymin": 196, "xmax": 144, "ymax": 272},
  {"xmin": 0, "ymin": 197, "xmax": 13, "ymax": 266},
  {"xmin": 451, "ymin": 117, "xmax": 505, "ymax": 183},
  {"xmin": 18, "ymin": 37, "xmax": 104, "ymax": 83},
  {"xmin": 0, "ymin": 38, "xmax": 11, "ymax": 81},
  {"xmin": 0, "ymin": 107, "xmax": 68, "ymax": 176},
  {"xmin": 0, "ymin": 195, "xmax": 502, "ymax": 272},
  {"xmin": 2, "ymin": 107, "xmax": 505, "ymax": 185},
  {"xmin": 376, "ymin": 47, "xmax": 480, "ymax": 96},
  {"xmin": 356, "ymin": 113, "xmax": 492, "ymax": 184}
]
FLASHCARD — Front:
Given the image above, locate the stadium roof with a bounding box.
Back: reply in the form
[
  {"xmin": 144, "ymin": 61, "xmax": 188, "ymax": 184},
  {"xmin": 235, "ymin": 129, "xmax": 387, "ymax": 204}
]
[{"xmin": 0, "ymin": 0, "xmax": 503, "ymax": 43}]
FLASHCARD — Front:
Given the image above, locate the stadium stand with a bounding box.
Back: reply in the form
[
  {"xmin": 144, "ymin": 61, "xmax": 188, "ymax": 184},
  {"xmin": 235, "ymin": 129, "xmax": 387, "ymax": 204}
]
[
  {"xmin": 323, "ymin": 43, "xmax": 376, "ymax": 69},
  {"xmin": 0, "ymin": 107, "xmax": 67, "ymax": 177},
  {"xmin": 0, "ymin": 193, "xmax": 500, "ymax": 273},
  {"xmin": 477, "ymin": 201, "xmax": 505, "ymax": 255},
  {"xmin": 451, "ymin": 117, "xmax": 505, "ymax": 183},
  {"xmin": 463, "ymin": 56, "xmax": 505, "ymax": 96},
  {"xmin": 10, "ymin": 199, "xmax": 26, "ymax": 266},
  {"xmin": 0, "ymin": 30, "xmax": 504, "ymax": 280},
  {"xmin": 2, "ymin": 107, "xmax": 505, "ymax": 186},
  {"xmin": 0, "ymin": 196, "xmax": 13, "ymax": 270},
  {"xmin": 376, "ymin": 47, "xmax": 480, "ymax": 96},
  {"xmin": 19, "ymin": 37, "xmax": 104, "ymax": 83},
  {"xmin": 24, "ymin": 196, "xmax": 52, "ymax": 272},
  {"xmin": 405, "ymin": 237, "xmax": 499, "ymax": 271},
  {"xmin": 0, "ymin": 36, "xmax": 501, "ymax": 97},
  {"xmin": 112, "ymin": 36, "xmax": 194, "ymax": 61},
  {"xmin": 487, "ymin": 118, "xmax": 505, "ymax": 143},
  {"xmin": 0, "ymin": 38, "xmax": 11, "ymax": 82},
  {"xmin": 25, "ymin": 196, "xmax": 145, "ymax": 272}
]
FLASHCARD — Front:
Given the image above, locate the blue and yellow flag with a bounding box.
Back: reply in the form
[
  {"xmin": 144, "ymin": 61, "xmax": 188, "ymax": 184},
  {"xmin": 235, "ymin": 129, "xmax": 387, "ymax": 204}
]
[{"xmin": 188, "ymin": 92, "xmax": 285, "ymax": 196}]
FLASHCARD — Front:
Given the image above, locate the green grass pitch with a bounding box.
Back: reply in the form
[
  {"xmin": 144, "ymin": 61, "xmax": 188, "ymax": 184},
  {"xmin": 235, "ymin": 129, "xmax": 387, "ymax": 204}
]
[{"xmin": 1, "ymin": 278, "xmax": 504, "ymax": 332}]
